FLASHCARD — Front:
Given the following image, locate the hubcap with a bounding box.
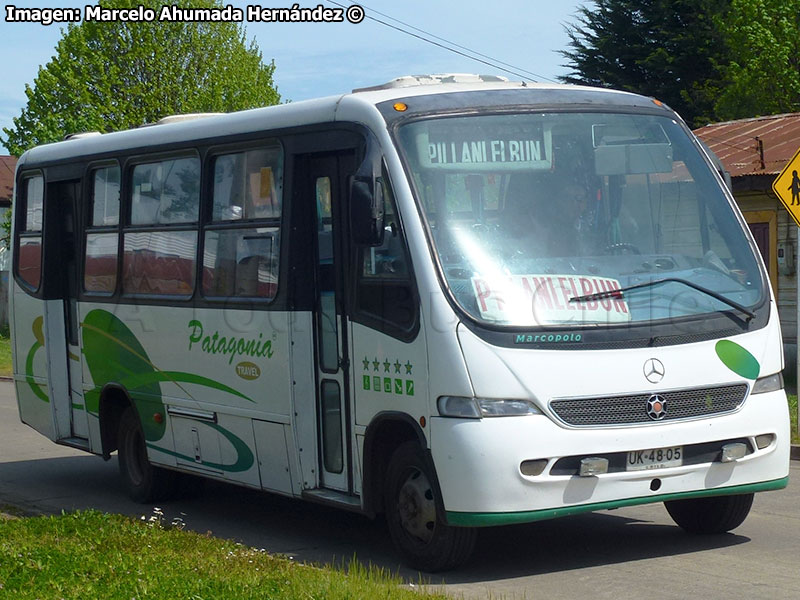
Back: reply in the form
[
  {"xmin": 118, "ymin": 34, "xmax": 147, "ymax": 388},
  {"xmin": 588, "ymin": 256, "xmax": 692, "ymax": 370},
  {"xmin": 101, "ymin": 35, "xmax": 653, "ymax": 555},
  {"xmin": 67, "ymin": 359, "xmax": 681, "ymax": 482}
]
[{"xmin": 397, "ymin": 468, "xmax": 437, "ymax": 544}]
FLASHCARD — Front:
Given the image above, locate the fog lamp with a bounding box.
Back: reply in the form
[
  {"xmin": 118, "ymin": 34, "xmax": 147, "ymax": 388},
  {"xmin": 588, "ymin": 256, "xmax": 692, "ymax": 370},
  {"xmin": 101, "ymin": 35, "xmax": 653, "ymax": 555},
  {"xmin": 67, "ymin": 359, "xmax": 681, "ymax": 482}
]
[
  {"xmin": 579, "ymin": 457, "xmax": 609, "ymax": 477},
  {"xmin": 720, "ymin": 443, "xmax": 748, "ymax": 463}
]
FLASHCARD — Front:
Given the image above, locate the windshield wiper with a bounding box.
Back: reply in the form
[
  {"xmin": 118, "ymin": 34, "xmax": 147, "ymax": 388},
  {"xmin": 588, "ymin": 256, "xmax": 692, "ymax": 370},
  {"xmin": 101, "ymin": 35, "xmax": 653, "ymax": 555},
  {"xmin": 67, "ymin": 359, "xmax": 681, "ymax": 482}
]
[{"xmin": 568, "ymin": 277, "xmax": 756, "ymax": 322}]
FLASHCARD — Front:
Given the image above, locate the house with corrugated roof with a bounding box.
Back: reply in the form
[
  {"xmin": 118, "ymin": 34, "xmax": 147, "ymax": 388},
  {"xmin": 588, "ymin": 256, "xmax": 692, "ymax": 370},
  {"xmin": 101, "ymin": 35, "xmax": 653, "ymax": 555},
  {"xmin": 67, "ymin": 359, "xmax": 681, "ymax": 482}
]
[
  {"xmin": 0, "ymin": 156, "xmax": 17, "ymax": 327},
  {"xmin": 0, "ymin": 155, "xmax": 15, "ymax": 213},
  {"xmin": 694, "ymin": 114, "xmax": 800, "ymax": 375}
]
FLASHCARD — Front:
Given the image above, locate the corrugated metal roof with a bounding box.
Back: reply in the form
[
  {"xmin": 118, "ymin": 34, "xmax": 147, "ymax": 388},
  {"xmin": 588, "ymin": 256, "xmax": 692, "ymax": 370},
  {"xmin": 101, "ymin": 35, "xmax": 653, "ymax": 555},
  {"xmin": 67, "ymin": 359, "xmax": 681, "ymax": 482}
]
[
  {"xmin": 0, "ymin": 155, "xmax": 16, "ymax": 204},
  {"xmin": 693, "ymin": 113, "xmax": 800, "ymax": 177}
]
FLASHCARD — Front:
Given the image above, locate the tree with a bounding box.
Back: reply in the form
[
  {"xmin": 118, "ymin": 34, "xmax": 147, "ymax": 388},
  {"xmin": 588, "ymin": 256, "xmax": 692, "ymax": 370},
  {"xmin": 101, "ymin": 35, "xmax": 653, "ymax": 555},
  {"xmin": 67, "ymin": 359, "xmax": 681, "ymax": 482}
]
[
  {"xmin": 560, "ymin": 0, "xmax": 731, "ymax": 127},
  {"xmin": 1, "ymin": 0, "xmax": 280, "ymax": 156},
  {"xmin": 714, "ymin": 0, "xmax": 800, "ymax": 120}
]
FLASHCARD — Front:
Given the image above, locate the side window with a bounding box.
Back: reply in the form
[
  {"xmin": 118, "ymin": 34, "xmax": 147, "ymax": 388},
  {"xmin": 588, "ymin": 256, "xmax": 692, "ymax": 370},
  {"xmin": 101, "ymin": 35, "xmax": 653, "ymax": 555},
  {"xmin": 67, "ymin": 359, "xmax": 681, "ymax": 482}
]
[
  {"xmin": 131, "ymin": 157, "xmax": 200, "ymax": 224},
  {"xmin": 203, "ymin": 144, "xmax": 282, "ymax": 300},
  {"xmin": 91, "ymin": 165, "xmax": 120, "ymax": 226},
  {"xmin": 123, "ymin": 155, "xmax": 200, "ymax": 297},
  {"xmin": 354, "ymin": 168, "xmax": 418, "ymax": 337},
  {"xmin": 212, "ymin": 147, "xmax": 282, "ymax": 220},
  {"xmin": 84, "ymin": 165, "xmax": 120, "ymax": 293},
  {"xmin": 361, "ymin": 184, "xmax": 409, "ymax": 280},
  {"xmin": 16, "ymin": 174, "xmax": 44, "ymax": 290}
]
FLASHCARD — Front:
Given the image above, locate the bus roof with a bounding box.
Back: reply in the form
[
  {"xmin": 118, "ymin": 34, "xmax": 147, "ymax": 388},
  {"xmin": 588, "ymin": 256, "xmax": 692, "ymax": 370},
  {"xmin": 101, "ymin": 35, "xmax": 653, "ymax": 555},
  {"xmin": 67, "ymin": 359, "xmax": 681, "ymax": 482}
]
[{"xmin": 17, "ymin": 76, "xmax": 669, "ymax": 169}]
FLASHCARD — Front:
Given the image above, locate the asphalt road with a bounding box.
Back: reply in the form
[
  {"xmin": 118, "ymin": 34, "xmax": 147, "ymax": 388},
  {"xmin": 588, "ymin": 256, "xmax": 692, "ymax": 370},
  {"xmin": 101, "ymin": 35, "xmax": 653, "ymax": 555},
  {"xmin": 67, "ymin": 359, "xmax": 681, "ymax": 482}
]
[{"xmin": 1, "ymin": 381, "xmax": 798, "ymax": 599}]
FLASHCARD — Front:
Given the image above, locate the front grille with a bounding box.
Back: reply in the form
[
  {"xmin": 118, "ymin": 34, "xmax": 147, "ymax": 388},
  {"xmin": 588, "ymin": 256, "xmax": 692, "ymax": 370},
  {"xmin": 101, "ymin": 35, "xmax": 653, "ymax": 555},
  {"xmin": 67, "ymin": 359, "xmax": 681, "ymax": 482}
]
[{"xmin": 549, "ymin": 383, "xmax": 748, "ymax": 427}]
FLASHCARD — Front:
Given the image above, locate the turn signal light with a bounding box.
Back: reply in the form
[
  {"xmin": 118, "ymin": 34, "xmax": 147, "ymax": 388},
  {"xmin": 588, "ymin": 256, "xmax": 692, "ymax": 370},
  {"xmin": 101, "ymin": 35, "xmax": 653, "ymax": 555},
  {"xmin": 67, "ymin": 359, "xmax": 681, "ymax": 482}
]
[{"xmin": 755, "ymin": 434, "xmax": 774, "ymax": 449}]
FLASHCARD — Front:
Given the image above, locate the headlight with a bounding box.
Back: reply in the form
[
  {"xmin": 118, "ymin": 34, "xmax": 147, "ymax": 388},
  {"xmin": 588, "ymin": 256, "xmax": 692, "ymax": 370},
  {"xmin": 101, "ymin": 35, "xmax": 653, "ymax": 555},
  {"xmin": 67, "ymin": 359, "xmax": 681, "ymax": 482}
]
[
  {"xmin": 477, "ymin": 398, "xmax": 542, "ymax": 416},
  {"xmin": 437, "ymin": 396, "xmax": 481, "ymax": 418},
  {"xmin": 751, "ymin": 372, "xmax": 784, "ymax": 394},
  {"xmin": 438, "ymin": 396, "xmax": 542, "ymax": 418}
]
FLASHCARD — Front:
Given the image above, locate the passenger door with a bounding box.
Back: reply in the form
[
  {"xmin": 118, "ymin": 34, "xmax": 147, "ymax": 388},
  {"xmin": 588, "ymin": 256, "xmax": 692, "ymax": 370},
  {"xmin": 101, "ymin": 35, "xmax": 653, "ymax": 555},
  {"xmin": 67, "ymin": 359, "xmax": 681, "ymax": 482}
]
[
  {"xmin": 307, "ymin": 151, "xmax": 356, "ymax": 492},
  {"xmin": 47, "ymin": 180, "xmax": 89, "ymax": 442}
]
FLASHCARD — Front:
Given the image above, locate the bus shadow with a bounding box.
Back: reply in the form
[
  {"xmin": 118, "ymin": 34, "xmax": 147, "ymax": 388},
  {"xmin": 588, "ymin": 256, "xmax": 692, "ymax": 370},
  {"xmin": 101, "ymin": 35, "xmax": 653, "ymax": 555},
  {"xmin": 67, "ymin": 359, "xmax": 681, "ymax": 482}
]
[
  {"xmin": 0, "ymin": 455, "xmax": 750, "ymax": 583},
  {"xmin": 432, "ymin": 513, "xmax": 749, "ymax": 584}
]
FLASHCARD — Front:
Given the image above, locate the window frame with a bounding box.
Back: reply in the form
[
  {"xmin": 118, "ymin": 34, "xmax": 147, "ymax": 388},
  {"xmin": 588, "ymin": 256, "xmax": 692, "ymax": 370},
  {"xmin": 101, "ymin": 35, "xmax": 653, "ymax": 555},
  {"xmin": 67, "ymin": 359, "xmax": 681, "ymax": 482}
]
[
  {"xmin": 350, "ymin": 162, "xmax": 420, "ymax": 342},
  {"xmin": 121, "ymin": 150, "xmax": 202, "ymax": 300},
  {"xmin": 200, "ymin": 139, "xmax": 284, "ymax": 304},
  {"xmin": 14, "ymin": 171, "xmax": 46, "ymax": 293},
  {"xmin": 83, "ymin": 160, "xmax": 122, "ymax": 296}
]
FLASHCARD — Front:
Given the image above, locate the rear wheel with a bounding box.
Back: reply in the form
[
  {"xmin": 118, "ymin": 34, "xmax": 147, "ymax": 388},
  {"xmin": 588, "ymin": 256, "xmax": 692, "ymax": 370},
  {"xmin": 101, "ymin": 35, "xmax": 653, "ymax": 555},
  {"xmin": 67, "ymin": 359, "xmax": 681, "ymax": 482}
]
[
  {"xmin": 118, "ymin": 407, "xmax": 176, "ymax": 503},
  {"xmin": 665, "ymin": 493, "xmax": 754, "ymax": 534},
  {"xmin": 384, "ymin": 441, "xmax": 477, "ymax": 571}
]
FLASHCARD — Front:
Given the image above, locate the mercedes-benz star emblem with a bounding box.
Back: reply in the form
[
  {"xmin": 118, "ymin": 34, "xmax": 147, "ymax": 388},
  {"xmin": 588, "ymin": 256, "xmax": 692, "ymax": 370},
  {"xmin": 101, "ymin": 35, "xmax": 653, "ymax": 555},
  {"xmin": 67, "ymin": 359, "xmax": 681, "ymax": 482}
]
[
  {"xmin": 643, "ymin": 358, "xmax": 665, "ymax": 384},
  {"xmin": 647, "ymin": 394, "xmax": 667, "ymax": 420}
]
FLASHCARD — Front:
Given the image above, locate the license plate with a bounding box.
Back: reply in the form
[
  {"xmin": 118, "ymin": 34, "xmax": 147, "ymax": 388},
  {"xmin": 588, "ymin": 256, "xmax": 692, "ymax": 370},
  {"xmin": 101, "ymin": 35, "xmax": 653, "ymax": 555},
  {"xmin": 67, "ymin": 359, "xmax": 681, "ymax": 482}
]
[{"xmin": 626, "ymin": 446, "xmax": 683, "ymax": 471}]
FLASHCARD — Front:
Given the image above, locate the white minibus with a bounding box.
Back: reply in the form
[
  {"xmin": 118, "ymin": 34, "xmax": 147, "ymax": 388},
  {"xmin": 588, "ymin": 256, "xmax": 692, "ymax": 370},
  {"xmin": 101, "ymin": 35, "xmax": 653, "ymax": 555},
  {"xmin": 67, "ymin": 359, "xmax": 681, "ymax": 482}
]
[{"xmin": 10, "ymin": 74, "xmax": 790, "ymax": 571}]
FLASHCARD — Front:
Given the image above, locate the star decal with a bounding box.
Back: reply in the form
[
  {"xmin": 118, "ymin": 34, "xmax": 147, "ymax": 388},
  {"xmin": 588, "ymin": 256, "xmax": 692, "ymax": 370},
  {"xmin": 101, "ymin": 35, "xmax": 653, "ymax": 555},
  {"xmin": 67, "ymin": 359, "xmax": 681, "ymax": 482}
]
[
  {"xmin": 394, "ymin": 360, "xmax": 402, "ymax": 373},
  {"xmin": 362, "ymin": 356, "xmax": 370, "ymax": 370},
  {"xmin": 383, "ymin": 358, "xmax": 391, "ymax": 372},
  {"xmin": 372, "ymin": 357, "xmax": 380, "ymax": 371},
  {"xmin": 404, "ymin": 361, "xmax": 413, "ymax": 375}
]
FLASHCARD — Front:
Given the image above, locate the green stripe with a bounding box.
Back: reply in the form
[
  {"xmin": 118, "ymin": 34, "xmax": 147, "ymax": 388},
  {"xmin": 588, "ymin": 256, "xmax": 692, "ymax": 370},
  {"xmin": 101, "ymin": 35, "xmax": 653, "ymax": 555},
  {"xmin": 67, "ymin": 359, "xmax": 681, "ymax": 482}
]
[
  {"xmin": 120, "ymin": 370, "xmax": 255, "ymax": 403},
  {"xmin": 446, "ymin": 477, "xmax": 789, "ymax": 527}
]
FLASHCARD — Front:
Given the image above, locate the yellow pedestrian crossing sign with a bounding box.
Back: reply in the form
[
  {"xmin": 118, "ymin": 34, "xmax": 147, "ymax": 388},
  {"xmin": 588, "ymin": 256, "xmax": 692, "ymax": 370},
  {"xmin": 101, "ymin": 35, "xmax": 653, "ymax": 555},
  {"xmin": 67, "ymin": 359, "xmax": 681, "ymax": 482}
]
[{"xmin": 772, "ymin": 146, "xmax": 800, "ymax": 227}]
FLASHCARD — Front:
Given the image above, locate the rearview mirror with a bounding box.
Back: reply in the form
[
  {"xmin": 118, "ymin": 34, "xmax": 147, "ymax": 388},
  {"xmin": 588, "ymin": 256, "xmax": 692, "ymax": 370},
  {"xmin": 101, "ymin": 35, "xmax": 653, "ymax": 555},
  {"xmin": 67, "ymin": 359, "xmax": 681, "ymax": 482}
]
[{"xmin": 350, "ymin": 134, "xmax": 385, "ymax": 246}]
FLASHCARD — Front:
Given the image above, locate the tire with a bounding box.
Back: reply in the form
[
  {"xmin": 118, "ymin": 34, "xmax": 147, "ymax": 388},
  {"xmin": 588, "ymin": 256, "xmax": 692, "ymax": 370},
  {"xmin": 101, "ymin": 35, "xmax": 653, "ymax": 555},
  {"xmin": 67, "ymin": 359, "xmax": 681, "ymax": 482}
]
[
  {"xmin": 665, "ymin": 493, "xmax": 754, "ymax": 534},
  {"xmin": 118, "ymin": 406, "xmax": 176, "ymax": 503},
  {"xmin": 384, "ymin": 441, "xmax": 477, "ymax": 572}
]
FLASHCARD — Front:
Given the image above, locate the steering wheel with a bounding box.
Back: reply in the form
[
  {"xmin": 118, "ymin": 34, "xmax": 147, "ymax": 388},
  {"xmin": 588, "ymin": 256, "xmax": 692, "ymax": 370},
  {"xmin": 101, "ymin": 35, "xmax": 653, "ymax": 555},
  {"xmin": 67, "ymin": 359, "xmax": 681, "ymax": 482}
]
[{"xmin": 604, "ymin": 242, "xmax": 641, "ymax": 255}]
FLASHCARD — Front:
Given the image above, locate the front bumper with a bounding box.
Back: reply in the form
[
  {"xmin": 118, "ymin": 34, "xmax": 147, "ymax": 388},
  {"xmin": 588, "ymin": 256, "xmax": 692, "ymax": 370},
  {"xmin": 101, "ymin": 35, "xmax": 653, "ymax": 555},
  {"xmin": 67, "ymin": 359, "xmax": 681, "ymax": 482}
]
[{"xmin": 430, "ymin": 389, "xmax": 790, "ymax": 526}]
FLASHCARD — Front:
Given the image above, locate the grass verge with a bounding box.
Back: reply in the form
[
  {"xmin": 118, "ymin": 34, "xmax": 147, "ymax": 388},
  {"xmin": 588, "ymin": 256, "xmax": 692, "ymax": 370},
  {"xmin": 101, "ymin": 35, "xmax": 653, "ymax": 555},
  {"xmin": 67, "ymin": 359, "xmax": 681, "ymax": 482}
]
[
  {"xmin": 0, "ymin": 334, "xmax": 11, "ymax": 378},
  {"xmin": 0, "ymin": 510, "xmax": 446, "ymax": 600},
  {"xmin": 788, "ymin": 394, "xmax": 799, "ymax": 445}
]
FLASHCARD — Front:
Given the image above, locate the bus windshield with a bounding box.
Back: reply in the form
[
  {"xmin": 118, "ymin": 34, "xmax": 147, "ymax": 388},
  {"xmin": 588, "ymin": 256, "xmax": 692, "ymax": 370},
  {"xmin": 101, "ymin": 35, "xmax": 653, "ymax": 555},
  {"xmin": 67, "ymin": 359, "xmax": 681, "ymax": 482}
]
[{"xmin": 397, "ymin": 111, "xmax": 765, "ymax": 328}]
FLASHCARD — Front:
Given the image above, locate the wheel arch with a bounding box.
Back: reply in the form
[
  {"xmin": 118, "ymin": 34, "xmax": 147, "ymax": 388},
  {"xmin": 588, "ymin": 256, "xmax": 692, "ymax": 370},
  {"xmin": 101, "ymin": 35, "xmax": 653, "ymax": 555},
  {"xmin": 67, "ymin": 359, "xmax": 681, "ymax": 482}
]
[
  {"xmin": 98, "ymin": 383, "xmax": 135, "ymax": 460},
  {"xmin": 361, "ymin": 411, "xmax": 440, "ymax": 518}
]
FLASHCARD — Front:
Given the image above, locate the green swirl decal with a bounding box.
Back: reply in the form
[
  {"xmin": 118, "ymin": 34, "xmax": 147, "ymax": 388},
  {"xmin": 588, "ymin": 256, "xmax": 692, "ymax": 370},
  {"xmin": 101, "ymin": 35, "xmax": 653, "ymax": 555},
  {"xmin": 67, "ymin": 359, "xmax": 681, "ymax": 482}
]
[
  {"xmin": 147, "ymin": 422, "xmax": 255, "ymax": 473},
  {"xmin": 82, "ymin": 310, "xmax": 168, "ymax": 441},
  {"xmin": 82, "ymin": 309, "xmax": 256, "ymax": 468},
  {"xmin": 715, "ymin": 340, "xmax": 760, "ymax": 380},
  {"xmin": 25, "ymin": 316, "xmax": 49, "ymax": 403}
]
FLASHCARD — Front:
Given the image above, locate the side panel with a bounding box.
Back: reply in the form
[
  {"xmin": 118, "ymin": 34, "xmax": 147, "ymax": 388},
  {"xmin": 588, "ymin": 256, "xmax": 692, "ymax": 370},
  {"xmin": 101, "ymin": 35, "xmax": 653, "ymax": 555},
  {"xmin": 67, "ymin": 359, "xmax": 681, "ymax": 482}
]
[
  {"xmin": 253, "ymin": 420, "xmax": 294, "ymax": 494},
  {"xmin": 12, "ymin": 284, "xmax": 52, "ymax": 438},
  {"xmin": 42, "ymin": 299, "xmax": 71, "ymax": 439},
  {"xmin": 351, "ymin": 322, "xmax": 429, "ymax": 430},
  {"xmin": 78, "ymin": 302, "xmax": 292, "ymax": 489},
  {"xmin": 288, "ymin": 311, "xmax": 317, "ymax": 491}
]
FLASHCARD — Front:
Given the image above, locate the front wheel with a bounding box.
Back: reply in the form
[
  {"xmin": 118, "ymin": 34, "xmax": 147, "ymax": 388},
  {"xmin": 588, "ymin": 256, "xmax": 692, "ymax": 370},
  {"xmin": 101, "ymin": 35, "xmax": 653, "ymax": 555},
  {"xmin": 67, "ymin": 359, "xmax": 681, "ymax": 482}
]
[
  {"xmin": 664, "ymin": 493, "xmax": 754, "ymax": 534},
  {"xmin": 118, "ymin": 406, "xmax": 176, "ymax": 503},
  {"xmin": 384, "ymin": 441, "xmax": 477, "ymax": 572}
]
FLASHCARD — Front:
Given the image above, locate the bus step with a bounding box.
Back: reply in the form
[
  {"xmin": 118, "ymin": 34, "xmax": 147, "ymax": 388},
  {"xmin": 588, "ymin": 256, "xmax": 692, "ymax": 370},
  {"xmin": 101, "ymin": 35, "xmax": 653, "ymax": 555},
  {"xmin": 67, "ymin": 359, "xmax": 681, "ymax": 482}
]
[
  {"xmin": 56, "ymin": 437, "xmax": 91, "ymax": 451},
  {"xmin": 302, "ymin": 489, "xmax": 363, "ymax": 512}
]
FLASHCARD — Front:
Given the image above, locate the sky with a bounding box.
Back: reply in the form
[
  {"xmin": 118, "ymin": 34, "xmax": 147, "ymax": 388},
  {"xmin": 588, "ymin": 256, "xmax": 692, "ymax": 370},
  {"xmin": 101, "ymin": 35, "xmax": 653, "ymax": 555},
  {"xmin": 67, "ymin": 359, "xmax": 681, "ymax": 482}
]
[{"xmin": 0, "ymin": 0, "xmax": 585, "ymax": 154}]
